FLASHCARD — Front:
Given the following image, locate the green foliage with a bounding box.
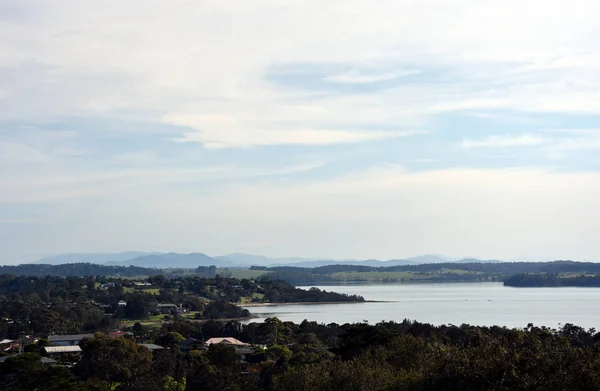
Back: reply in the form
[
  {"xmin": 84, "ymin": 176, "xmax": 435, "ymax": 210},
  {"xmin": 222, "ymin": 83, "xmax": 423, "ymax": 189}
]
[
  {"xmin": 0, "ymin": 353, "xmax": 81, "ymax": 391},
  {"xmin": 203, "ymin": 299, "xmax": 250, "ymax": 319},
  {"xmin": 124, "ymin": 293, "xmax": 157, "ymax": 319},
  {"xmin": 2, "ymin": 319, "xmax": 600, "ymax": 390},
  {"xmin": 161, "ymin": 376, "xmax": 186, "ymax": 391},
  {"xmin": 154, "ymin": 332, "xmax": 185, "ymax": 348},
  {"xmin": 76, "ymin": 334, "xmax": 152, "ymax": 389}
]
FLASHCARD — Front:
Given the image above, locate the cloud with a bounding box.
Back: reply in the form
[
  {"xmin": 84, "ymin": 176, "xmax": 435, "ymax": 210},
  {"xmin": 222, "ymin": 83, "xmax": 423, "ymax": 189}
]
[
  {"xmin": 165, "ymin": 111, "xmax": 423, "ymax": 148},
  {"xmin": 461, "ymin": 134, "xmax": 547, "ymax": 148},
  {"xmin": 548, "ymin": 130, "xmax": 600, "ymax": 151},
  {"xmin": 9, "ymin": 166, "xmax": 600, "ymax": 262},
  {"xmin": 0, "ymin": 141, "xmax": 50, "ymax": 164},
  {"xmin": 0, "ymin": 160, "xmax": 327, "ymax": 203},
  {"xmin": 2, "ymin": 0, "xmax": 600, "ymax": 262},
  {"xmin": 2, "ymin": 0, "xmax": 600, "ymax": 130},
  {"xmin": 323, "ymin": 69, "xmax": 421, "ymax": 84},
  {"xmin": 174, "ymin": 127, "xmax": 420, "ymax": 149}
]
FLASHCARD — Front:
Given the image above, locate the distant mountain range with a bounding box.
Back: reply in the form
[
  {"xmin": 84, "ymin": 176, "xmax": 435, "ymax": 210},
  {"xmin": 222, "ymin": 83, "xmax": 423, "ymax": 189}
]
[
  {"xmin": 32, "ymin": 252, "xmax": 502, "ymax": 269},
  {"xmin": 35, "ymin": 252, "xmax": 158, "ymax": 265}
]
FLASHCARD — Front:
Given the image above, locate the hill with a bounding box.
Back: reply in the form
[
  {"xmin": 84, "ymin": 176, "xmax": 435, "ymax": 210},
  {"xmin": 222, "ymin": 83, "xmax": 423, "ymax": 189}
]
[
  {"xmin": 110, "ymin": 252, "xmax": 229, "ymax": 268},
  {"xmin": 217, "ymin": 252, "xmax": 360, "ymax": 266},
  {"xmin": 35, "ymin": 251, "xmax": 157, "ymax": 265},
  {"xmin": 30, "ymin": 251, "xmax": 500, "ymax": 269}
]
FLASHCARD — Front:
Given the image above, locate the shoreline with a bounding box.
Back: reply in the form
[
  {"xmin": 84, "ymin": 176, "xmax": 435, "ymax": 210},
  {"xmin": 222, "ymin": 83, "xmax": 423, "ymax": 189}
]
[{"xmin": 240, "ymin": 300, "xmax": 381, "ymax": 307}]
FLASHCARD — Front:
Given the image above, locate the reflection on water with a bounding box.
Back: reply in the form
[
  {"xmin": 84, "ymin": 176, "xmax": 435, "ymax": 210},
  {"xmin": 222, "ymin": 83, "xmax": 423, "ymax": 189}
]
[{"xmin": 242, "ymin": 282, "xmax": 600, "ymax": 328}]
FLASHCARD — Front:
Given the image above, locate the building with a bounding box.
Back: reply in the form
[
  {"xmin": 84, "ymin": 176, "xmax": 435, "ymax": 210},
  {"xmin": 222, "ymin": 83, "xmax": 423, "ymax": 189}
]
[
  {"xmin": 180, "ymin": 338, "xmax": 204, "ymax": 351},
  {"xmin": 43, "ymin": 346, "xmax": 82, "ymax": 362},
  {"xmin": 48, "ymin": 334, "xmax": 94, "ymax": 346},
  {"xmin": 204, "ymin": 337, "xmax": 255, "ymax": 360},
  {"xmin": 0, "ymin": 339, "xmax": 19, "ymax": 352},
  {"xmin": 205, "ymin": 337, "xmax": 246, "ymax": 347},
  {"xmin": 44, "ymin": 345, "xmax": 82, "ymax": 354},
  {"xmin": 99, "ymin": 304, "xmax": 113, "ymax": 313},
  {"xmin": 204, "ymin": 337, "xmax": 247, "ymax": 347},
  {"xmin": 155, "ymin": 303, "xmax": 180, "ymax": 314}
]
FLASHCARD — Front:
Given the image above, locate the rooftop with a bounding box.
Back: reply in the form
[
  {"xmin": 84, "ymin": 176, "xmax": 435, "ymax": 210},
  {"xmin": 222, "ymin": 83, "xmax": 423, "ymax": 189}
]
[
  {"xmin": 205, "ymin": 337, "xmax": 246, "ymax": 346},
  {"xmin": 181, "ymin": 338, "xmax": 203, "ymax": 345},
  {"xmin": 44, "ymin": 346, "xmax": 82, "ymax": 353},
  {"xmin": 47, "ymin": 334, "xmax": 94, "ymax": 342}
]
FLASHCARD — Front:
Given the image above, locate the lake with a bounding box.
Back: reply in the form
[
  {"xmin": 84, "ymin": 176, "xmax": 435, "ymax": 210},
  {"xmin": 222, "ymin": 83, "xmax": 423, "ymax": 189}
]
[{"xmin": 242, "ymin": 282, "xmax": 600, "ymax": 329}]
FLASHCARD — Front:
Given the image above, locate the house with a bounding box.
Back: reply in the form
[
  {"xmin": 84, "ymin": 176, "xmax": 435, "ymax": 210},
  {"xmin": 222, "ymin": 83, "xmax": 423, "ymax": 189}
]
[
  {"xmin": 99, "ymin": 304, "xmax": 113, "ymax": 313},
  {"xmin": 180, "ymin": 338, "xmax": 204, "ymax": 351},
  {"xmin": 204, "ymin": 337, "xmax": 255, "ymax": 359},
  {"xmin": 43, "ymin": 346, "xmax": 82, "ymax": 363},
  {"xmin": 44, "ymin": 345, "xmax": 82, "ymax": 355},
  {"xmin": 155, "ymin": 303, "xmax": 179, "ymax": 314},
  {"xmin": 205, "ymin": 337, "xmax": 246, "ymax": 347},
  {"xmin": 48, "ymin": 333, "xmax": 94, "ymax": 346},
  {"xmin": 0, "ymin": 339, "xmax": 19, "ymax": 352}
]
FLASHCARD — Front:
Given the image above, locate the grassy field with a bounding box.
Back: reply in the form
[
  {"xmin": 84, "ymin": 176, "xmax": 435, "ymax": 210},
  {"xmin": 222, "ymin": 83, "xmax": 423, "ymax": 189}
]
[
  {"xmin": 438, "ymin": 268, "xmax": 484, "ymax": 275},
  {"xmin": 123, "ymin": 287, "xmax": 162, "ymax": 295},
  {"xmin": 238, "ymin": 293, "xmax": 265, "ymax": 304},
  {"xmin": 119, "ymin": 310, "xmax": 204, "ymax": 328},
  {"xmin": 330, "ymin": 270, "xmax": 482, "ymax": 282},
  {"xmin": 331, "ymin": 271, "xmax": 420, "ymax": 281}
]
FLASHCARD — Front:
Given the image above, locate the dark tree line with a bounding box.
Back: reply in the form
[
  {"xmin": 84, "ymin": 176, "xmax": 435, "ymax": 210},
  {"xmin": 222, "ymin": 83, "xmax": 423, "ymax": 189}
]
[
  {"xmin": 3, "ymin": 319, "xmax": 600, "ymax": 391},
  {"xmin": 505, "ymin": 273, "xmax": 600, "ymax": 287},
  {"xmin": 259, "ymin": 261, "xmax": 600, "ymax": 284}
]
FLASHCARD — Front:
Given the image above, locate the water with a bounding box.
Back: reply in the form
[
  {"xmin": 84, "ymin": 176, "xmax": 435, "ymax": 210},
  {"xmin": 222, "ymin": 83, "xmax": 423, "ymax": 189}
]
[{"xmin": 242, "ymin": 283, "xmax": 600, "ymax": 329}]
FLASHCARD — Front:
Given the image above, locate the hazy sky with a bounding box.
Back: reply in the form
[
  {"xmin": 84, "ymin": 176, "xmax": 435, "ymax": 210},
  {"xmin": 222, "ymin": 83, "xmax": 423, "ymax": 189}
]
[{"xmin": 2, "ymin": 0, "xmax": 600, "ymax": 263}]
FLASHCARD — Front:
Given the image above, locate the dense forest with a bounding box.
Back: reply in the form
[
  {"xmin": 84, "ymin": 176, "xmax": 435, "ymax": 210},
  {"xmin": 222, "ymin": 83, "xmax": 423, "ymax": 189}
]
[
  {"xmin": 2, "ymin": 318, "xmax": 600, "ymax": 390},
  {"xmin": 504, "ymin": 273, "xmax": 600, "ymax": 287},
  {"xmin": 258, "ymin": 260, "xmax": 600, "ymax": 284}
]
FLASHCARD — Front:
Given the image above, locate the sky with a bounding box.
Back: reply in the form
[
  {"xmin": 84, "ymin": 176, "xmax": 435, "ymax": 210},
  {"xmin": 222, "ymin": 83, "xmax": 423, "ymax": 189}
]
[{"xmin": 2, "ymin": 0, "xmax": 600, "ymax": 264}]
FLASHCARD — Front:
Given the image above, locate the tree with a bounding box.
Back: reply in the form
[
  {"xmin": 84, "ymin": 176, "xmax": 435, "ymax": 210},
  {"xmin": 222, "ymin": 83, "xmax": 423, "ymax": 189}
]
[
  {"xmin": 155, "ymin": 332, "xmax": 185, "ymax": 348},
  {"xmin": 76, "ymin": 334, "xmax": 152, "ymax": 390},
  {"xmin": 0, "ymin": 353, "xmax": 80, "ymax": 391},
  {"xmin": 208, "ymin": 266, "xmax": 217, "ymax": 278},
  {"xmin": 161, "ymin": 376, "xmax": 186, "ymax": 391},
  {"xmin": 132, "ymin": 322, "xmax": 146, "ymax": 338},
  {"xmin": 124, "ymin": 294, "xmax": 157, "ymax": 319}
]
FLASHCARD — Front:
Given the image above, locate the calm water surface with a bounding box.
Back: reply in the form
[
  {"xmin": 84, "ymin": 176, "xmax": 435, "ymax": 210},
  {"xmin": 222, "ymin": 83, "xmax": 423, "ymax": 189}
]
[{"xmin": 243, "ymin": 283, "xmax": 600, "ymax": 329}]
